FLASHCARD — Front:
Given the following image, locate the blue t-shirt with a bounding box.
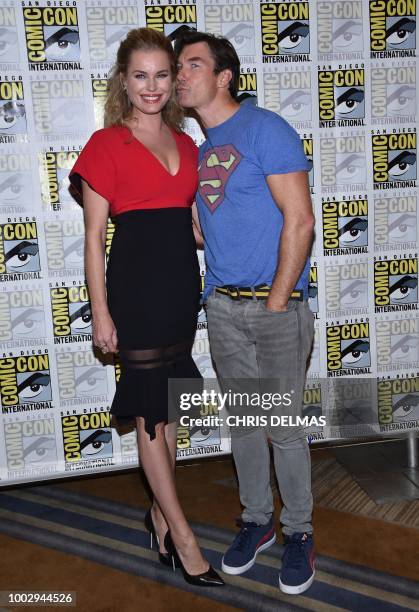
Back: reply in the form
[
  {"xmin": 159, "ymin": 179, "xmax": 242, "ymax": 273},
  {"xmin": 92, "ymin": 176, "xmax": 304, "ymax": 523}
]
[{"xmin": 196, "ymin": 103, "xmax": 310, "ymax": 300}]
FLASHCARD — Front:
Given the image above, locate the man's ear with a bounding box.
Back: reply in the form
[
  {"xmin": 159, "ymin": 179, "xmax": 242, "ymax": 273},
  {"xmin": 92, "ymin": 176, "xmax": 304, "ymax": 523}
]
[{"xmin": 217, "ymin": 68, "xmax": 233, "ymax": 89}]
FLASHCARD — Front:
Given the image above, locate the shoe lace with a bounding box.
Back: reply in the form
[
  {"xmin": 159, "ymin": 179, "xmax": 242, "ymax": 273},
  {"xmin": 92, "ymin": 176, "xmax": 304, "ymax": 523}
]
[
  {"xmin": 234, "ymin": 519, "xmax": 257, "ymax": 552},
  {"xmin": 283, "ymin": 534, "xmax": 307, "ymax": 570}
]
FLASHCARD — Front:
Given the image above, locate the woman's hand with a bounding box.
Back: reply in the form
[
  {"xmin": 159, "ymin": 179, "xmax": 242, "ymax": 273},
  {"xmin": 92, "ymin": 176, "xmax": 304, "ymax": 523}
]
[{"xmin": 93, "ymin": 312, "xmax": 118, "ymax": 354}]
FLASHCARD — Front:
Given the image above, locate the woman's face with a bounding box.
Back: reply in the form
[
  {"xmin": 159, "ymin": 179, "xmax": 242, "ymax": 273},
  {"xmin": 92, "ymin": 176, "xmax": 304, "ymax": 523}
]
[{"xmin": 123, "ymin": 48, "xmax": 173, "ymax": 119}]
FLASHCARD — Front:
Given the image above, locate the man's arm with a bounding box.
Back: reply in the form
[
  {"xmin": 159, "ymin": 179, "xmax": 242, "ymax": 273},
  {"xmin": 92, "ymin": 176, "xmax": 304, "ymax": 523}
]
[
  {"xmin": 265, "ymin": 171, "xmax": 315, "ymax": 312},
  {"xmin": 192, "ymin": 202, "xmax": 204, "ymax": 249}
]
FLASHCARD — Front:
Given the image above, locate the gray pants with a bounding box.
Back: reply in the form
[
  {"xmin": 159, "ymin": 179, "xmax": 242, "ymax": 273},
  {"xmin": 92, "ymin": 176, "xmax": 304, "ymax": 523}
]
[{"xmin": 206, "ymin": 291, "xmax": 314, "ymax": 535}]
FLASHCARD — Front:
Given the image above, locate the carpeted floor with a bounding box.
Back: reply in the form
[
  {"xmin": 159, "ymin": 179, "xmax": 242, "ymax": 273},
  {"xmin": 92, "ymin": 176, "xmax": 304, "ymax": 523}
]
[{"xmin": 0, "ymin": 448, "xmax": 418, "ymax": 611}]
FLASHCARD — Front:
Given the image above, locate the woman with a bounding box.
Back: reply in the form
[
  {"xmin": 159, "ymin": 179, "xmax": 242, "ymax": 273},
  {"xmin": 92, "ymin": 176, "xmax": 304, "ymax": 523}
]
[{"xmin": 69, "ymin": 28, "xmax": 223, "ymax": 587}]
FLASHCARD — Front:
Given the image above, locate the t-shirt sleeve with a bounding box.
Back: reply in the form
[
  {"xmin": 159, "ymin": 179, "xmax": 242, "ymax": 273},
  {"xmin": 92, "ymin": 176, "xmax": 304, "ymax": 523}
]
[
  {"xmin": 255, "ymin": 113, "xmax": 309, "ymax": 175},
  {"xmin": 69, "ymin": 130, "xmax": 116, "ymax": 203}
]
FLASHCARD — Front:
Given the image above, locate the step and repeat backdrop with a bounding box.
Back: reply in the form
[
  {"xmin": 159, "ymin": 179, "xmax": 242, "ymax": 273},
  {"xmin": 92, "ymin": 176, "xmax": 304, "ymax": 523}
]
[{"xmin": 0, "ymin": 0, "xmax": 418, "ymax": 485}]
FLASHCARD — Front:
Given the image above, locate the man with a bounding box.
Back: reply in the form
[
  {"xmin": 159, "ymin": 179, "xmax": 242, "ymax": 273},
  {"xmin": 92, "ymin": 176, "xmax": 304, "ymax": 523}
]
[{"xmin": 176, "ymin": 32, "xmax": 315, "ymax": 595}]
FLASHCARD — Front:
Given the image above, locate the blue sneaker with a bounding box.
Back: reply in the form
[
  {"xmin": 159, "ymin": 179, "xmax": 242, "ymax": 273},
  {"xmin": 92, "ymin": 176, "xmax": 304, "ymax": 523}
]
[
  {"xmin": 279, "ymin": 532, "xmax": 315, "ymax": 594},
  {"xmin": 221, "ymin": 517, "xmax": 276, "ymax": 575}
]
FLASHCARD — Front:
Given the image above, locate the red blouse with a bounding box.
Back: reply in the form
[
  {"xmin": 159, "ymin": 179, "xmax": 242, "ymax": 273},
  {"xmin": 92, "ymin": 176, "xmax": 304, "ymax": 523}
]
[{"xmin": 69, "ymin": 126, "xmax": 198, "ymax": 216}]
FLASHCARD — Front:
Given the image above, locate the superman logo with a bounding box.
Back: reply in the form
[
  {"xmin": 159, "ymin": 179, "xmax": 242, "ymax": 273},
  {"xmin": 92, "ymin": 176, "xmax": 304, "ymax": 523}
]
[{"xmin": 198, "ymin": 144, "xmax": 242, "ymax": 213}]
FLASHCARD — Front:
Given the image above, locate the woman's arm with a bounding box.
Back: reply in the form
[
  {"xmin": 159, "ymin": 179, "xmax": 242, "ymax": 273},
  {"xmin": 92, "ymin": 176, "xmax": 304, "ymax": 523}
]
[
  {"xmin": 191, "ymin": 202, "xmax": 204, "ymax": 249},
  {"xmin": 82, "ymin": 180, "xmax": 118, "ymax": 353}
]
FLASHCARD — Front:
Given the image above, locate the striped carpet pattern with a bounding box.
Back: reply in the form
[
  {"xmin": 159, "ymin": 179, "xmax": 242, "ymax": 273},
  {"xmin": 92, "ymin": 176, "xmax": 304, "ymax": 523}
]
[
  {"xmin": 312, "ymin": 459, "xmax": 419, "ymax": 529},
  {"xmin": 0, "ymin": 485, "xmax": 418, "ymax": 612}
]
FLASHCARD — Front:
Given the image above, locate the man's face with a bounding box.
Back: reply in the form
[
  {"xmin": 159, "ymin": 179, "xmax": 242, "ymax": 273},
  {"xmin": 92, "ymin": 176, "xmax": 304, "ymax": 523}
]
[{"xmin": 177, "ymin": 42, "xmax": 221, "ymax": 110}]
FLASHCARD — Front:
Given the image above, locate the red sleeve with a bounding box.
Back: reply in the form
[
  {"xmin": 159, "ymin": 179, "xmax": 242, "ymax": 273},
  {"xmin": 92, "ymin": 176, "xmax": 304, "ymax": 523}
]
[{"xmin": 69, "ymin": 130, "xmax": 116, "ymax": 203}]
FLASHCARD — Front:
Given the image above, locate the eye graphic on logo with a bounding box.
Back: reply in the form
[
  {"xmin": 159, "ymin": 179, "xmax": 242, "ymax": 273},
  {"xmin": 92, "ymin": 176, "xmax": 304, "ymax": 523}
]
[
  {"xmin": 278, "ymin": 22, "xmax": 309, "ymax": 52},
  {"xmin": 336, "ymin": 154, "xmax": 366, "ymax": 183},
  {"xmin": 391, "ymin": 334, "xmax": 419, "ymax": 362},
  {"xmin": 332, "ymin": 20, "xmax": 362, "ymax": 50},
  {"xmin": 80, "ymin": 429, "xmax": 112, "ymax": 457},
  {"xmin": 106, "ymin": 27, "xmax": 132, "ymax": 57},
  {"xmin": 23, "ymin": 435, "xmax": 56, "ymax": 464},
  {"xmin": 44, "ymin": 27, "xmax": 79, "ymax": 60},
  {"xmin": 386, "ymin": 18, "xmax": 416, "ymax": 48},
  {"xmin": 5, "ymin": 241, "xmax": 39, "ymax": 271},
  {"xmin": 0, "ymin": 173, "xmax": 29, "ymax": 201},
  {"xmin": 389, "ymin": 275, "xmax": 418, "ymax": 302},
  {"xmin": 64, "ymin": 236, "xmax": 84, "ymax": 268},
  {"xmin": 335, "ymin": 87, "xmax": 364, "ymax": 117},
  {"xmin": 189, "ymin": 423, "xmax": 218, "ymax": 444},
  {"xmin": 0, "ymin": 101, "xmax": 25, "ymax": 130},
  {"xmin": 224, "ymin": 23, "xmax": 254, "ymax": 53},
  {"xmin": 75, "ymin": 366, "xmax": 107, "ymax": 396},
  {"xmin": 388, "ymin": 151, "xmax": 416, "ymax": 179},
  {"xmin": 388, "ymin": 213, "xmax": 417, "ymax": 243},
  {"xmin": 392, "ymin": 393, "xmax": 419, "ymax": 421},
  {"xmin": 70, "ymin": 302, "xmax": 92, "ymax": 334},
  {"xmin": 338, "ymin": 217, "xmax": 368, "ymax": 246},
  {"xmin": 18, "ymin": 372, "xmax": 51, "ymax": 402},
  {"xmin": 12, "ymin": 308, "xmax": 45, "ymax": 338},
  {"xmin": 308, "ymin": 283, "xmax": 318, "ymax": 299},
  {"xmin": 341, "ymin": 339, "xmax": 370, "ymax": 366},
  {"xmin": 0, "ymin": 27, "xmax": 18, "ymax": 56},
  {"xmin": 281, "ymin": 89, "xmax": 311, "ymax": 118},
  {"xmin": 340, "ymin": 279, "xmax": 367, "ymax": 307},
  {"xmin": 387, "ymin": 85, "xmax": 416, "ymax": 116},
  {"xmin": 52, "ymin": 100, "xmax": 86, "ymax": 130}
]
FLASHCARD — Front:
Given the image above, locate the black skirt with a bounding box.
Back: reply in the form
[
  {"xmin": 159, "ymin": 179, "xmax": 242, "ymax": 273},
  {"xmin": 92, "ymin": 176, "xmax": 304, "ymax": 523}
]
[{"xmin": 106, "ymin": 208, "xmax": 201, "ymax": 438}]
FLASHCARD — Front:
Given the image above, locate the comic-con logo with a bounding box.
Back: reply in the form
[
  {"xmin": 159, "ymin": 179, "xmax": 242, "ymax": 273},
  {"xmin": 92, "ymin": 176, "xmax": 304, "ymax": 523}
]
[
  {"xmin": 325, "ymin": 260, "xmax": 368, "ymax": 317},
  {"xmin": 308, "ymin": 264, "xmax": 319, "ymax": 316},
  {"xmin": 0, "ymin": 351, "xmax": 52, "ymax": 413},
  {"xmin": 177, "ymin": 402, "xmax": 222, "ymax": 455},
  {"xmin": 0, "ymin": 220, "xmax": 41, "ymax": 280},
  {"xmin": 204, "ymin": 1, "xmax": 255, "ymax": 62},
  {"xmin": 372, "ymin": 130, "xmax": 417, "ymax": 188},
  {"xmin": 198, "ymin": 145, "xmax": 242, "ymax": 213},
  {"xmin": 146, "ymin": 1, "xmax": 197, "ymax": 43},
  {"xmin": 31, "ymin": 76, "xmax": 88, "ymax": 138},
  {"xmin": 330, "ymin": 378, "xmax": 376, "ymax": 435},
  {"xmin": 4, "ymin": 417, "xmax": 56, "ymax": 473},
  {"xmin": 374, "ymin": 256, "xmax": 418, "ymax": 311},
  {"xmin": 369, "ymin": 0, "xmax": 416, "ymax": 58},
  {"xmin": 261, "ymin": 1, "xmax": 310, "ymax": 62},
  {"xmin": 302, "ymin": 136, "xmax": 314, "ymax": 189},
  {"xmin": 0, "ymin": 78, "xmax": 27, "ymax": 144},
  {"xmin": 377, "ymin": 376, "xmax": 419, "ymax": 428},
  {"xmin": 317, "ymin": 0, "xmax": 364, "ymax": 60},
  {"xmin": 61, "ymin": 409, "xmax": 113, "ymax": 469},
  {"xmin": 376, "ymin": 316, "xmax": 418, "ymax": 371},
  {"xmin": 264, "ymin": 67, "xmax": 311, "ymax": 129},
  {"xmin": 56, "ymin": 347, "xmax": 108, "ymax": 406},
  {"xmin": 50, "ymin": 284, "xmax": 92, "ymax": 343},
  {"xmin": 86, "ymin": 4, "xmax": 138, "ymax": 64},
  {"xmin": 105, "ymin": 219, "xmax": 115, "ymax": 264},
  {"xmin": 371, "ymin": 63, "xmax": 416, "ymax": 124},
  {"xmin": 375, "ymin": 194, "xmax": 417, "ymax": 250},
  {"xmin": 119, "ymin": 430, "xmax": 138, "ymax": 465},
  {"xmin": 302, "ymin": 382, "xmax": 323, "ymax": 425},
  {"xmin": 44, "ymin": 219, "xmax": 84, "ymax": 277},
  {"xmin": 320, "ymin": 134, "xmax": 367, "ymax": 193},
  {"xmin": 0, "ymin": 151, "xmax": 32, "ymax": 214},
  {"xmin": 39, "ymin": 150, "xmax": 80, "ymax": 210},
  {"xmin": 322, "ymin": 198, "xmax": 368, "ymax": 255},
  {"xmin": 22, "ymin": 4, "xmax": 81, "ymax": 69},
  {"xmin": 0, "ymin": 288, "xmax": 46, "ymax": 347},
  {"xmin": 307, "ymin": 324, "xmax": 320, "ymax": 377},
  {"xmin": 326, "ymin": 320, "xmax": 371, "ymax": 375},
  {"xmin": 91, "ymin": 74, "xmax": 107, "ymax": 130},
  {"xmin": 237, "ymin": 69, "xmax": 258, "ymax": 106},
  {"xmin": 0, "ymin": 5, "xmax": 20, "ymax": 66},
  {"xmin": 318, "ymin": 66, "xmax": 365, "ymax": 127}
]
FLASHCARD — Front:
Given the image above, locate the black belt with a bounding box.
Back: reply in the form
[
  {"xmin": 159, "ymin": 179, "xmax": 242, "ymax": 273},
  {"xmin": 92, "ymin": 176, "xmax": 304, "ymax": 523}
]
[{"xmin": 215, "ymin": 284, "xmax": 303, "ymax": 301}]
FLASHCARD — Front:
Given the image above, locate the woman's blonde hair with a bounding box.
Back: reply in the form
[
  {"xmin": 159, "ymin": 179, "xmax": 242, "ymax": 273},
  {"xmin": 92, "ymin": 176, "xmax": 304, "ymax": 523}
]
[{"xmin": 104, "ymin": 28, "xmax": 183, "ymax": 132}]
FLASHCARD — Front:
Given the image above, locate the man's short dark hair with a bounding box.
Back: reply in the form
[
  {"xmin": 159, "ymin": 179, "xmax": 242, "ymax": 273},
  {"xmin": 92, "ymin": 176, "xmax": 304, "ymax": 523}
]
[{"xmin": 174, "ymin": 31, "xmax": 241, "ymax": 99}]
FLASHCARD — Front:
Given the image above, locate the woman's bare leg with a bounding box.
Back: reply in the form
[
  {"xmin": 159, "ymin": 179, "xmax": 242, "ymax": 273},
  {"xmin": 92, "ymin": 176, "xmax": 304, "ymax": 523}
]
[{"xmin": 137, "ymin": 417, "xmax": 208, "ymax": 574}]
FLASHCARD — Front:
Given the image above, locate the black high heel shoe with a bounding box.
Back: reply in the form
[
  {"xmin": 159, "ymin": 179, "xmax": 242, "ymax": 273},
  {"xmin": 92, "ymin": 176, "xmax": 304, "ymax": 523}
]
[
  {"xmin": 164, "ymin": 531, "xmax": 225, "ymax": 587},
  {"xmin": 144, "ymin": 510, "xmax": 178, "ymax": 568}
]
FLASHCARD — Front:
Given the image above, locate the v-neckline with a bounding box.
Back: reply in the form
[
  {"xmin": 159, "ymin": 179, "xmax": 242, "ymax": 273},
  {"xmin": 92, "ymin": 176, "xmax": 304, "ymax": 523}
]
[{"xmin": 124, "ymin": 126, "xmax": 181, "ymax": 178}]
